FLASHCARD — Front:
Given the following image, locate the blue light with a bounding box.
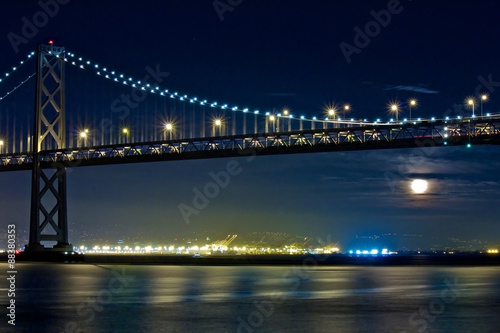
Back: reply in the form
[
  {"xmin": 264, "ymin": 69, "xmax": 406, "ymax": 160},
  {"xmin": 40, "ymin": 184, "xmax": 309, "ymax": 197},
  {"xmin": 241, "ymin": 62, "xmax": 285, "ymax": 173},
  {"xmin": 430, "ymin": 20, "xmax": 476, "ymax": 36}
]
[
  {"xmin": 390, "ymin": 118, "xmax": 393, "ymax": 122},
  {"xmin": 444, "ymin": 141, "xmax": 448, "ymax": 145},
  {"xmin": 111, "ymin": 71, "xmax": 115, "ymax": 75},
  {"xmin": 312, "ymin": 117, "xmax": 317, "ymax": 120},
  {"xmin": 457, "ymin": 116, "xmax": 461, "ymax": 119},
  {"xmin": 265, "ymin": 112, "xmax": 270, "ymax": 116},
  {"xmin": 487, "ymin": 113, "xmax": 491, "ymax": 116},
  {"xmin": 431, "ymin": 117, "xmax": 435, "ymax": 121},
  {"xmin": 376, "ymin": 118, "xmax": 381, "ymax": 122},
  {"xmin": 445, "ymin": 116, "xmax": 449, "ymax": 120},
  {"xmin": 95, "ymin": 64, "xmax": 99, "ymax": 68},
  {"xmin": 467, "ymin": 143, "xmax": 471, "ymax": 148},
  {"xmin": 300, "ymin": 115, "xmax": 305, "ymax": 119},
  {"xmin": 254, "ymin": 111, "xmax": 259, "ymax": 114},
  {"xmin": 86, "ymin": 61, "xmax": 91, "ymax": 65},
  {"xmin": 417, "ymin": 118, "xmax": 421, "ymax": 121}
]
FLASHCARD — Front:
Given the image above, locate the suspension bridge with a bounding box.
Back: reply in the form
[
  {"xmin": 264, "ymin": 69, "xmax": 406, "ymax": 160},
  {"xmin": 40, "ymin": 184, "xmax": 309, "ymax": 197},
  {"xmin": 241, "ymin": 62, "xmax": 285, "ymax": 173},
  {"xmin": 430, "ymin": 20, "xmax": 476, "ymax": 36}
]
[{"xmin": 1, "ymin": 43, "xmax": 499, "ymax": 253}]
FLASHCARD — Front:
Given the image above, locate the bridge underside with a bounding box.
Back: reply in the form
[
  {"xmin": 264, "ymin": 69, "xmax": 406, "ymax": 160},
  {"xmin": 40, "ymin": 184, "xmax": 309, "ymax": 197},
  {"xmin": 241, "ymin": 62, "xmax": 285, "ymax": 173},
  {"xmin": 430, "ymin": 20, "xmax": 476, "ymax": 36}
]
[{"xmin": 1, "ymin": 119, "xmax": 500, "ymax": 172}]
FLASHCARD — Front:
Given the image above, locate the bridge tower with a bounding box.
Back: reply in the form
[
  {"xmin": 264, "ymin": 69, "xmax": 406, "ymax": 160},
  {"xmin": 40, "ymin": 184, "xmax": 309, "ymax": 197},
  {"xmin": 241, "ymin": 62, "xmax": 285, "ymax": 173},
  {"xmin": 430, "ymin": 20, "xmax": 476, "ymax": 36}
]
[{"xmin": 26, "ymin": 43, "xmax": 72, "ymax": 252}]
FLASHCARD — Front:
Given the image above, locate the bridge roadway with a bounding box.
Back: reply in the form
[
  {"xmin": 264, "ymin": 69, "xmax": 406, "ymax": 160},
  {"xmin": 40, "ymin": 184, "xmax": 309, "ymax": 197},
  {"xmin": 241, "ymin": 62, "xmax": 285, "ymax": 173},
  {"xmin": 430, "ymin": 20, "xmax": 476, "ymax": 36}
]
[{"xmin": 1, "ymin": 117, "xmax": 499, "ymax": 172}]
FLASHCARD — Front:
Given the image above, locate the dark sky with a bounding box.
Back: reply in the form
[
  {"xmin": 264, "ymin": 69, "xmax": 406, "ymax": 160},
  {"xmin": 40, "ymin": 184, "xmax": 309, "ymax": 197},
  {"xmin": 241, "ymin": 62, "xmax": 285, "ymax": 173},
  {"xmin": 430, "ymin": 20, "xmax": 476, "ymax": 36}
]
[{"xmin": 1, "ymin": 0, "xmax": 499, "ymax": 249}]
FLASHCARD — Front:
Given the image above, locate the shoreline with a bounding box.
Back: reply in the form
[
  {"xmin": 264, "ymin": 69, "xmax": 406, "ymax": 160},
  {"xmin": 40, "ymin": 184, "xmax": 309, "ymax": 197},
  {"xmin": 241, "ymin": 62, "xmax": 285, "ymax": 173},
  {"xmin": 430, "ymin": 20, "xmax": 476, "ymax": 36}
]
[{"xmin": 4, "ymin": 252, "xmax": 500, "ymax": 266}]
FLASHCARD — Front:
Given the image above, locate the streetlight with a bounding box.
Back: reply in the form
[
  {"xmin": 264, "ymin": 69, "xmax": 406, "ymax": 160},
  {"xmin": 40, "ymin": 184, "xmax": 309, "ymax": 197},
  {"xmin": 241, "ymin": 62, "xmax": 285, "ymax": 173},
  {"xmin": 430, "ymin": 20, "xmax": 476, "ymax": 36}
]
[
  {"xmin": 213, "ymin": 119, "xmax": 222, "ymax": 136},
  {"xmin": 79, "ymin": 130, "xmax": 88, "ymax": 147},
  {"xmin": 408, "ymin": 99, "xmax": 417, "ymax": 121},
  {"xmin": 343, "ymin": 104, "xmax": 350, "ymax": 119},
  {"xmin": 390, "ymin": 104, "xmax": 399, "ymax": 122},
  {"xmin": 266, "ymin": 114, "xmax": 275, "ymax": 133},
  {"xmin": 0, "ymin": 140, "xmax": 3, "ymax": 154},
  {"xmin": 283, "ymin": 109, "xmax": 291, "ymax": 131},
  {"xmin": 122, "ymin": 128, "xmax": 129, "ymax": 143},
  {"xmin": 326, "ymin": 109, "xmax": 336, "ymax": 128},
  {"xmin": 467, "ymin": 98, "xmax": 475, "ymax": 117},
  {"xmin": 480, "ymin": 94, "xmax": 488, "ymax": 117},
  {"xmin": 165, "ymin": 123, "xmax": 173, "ymax": 140}
]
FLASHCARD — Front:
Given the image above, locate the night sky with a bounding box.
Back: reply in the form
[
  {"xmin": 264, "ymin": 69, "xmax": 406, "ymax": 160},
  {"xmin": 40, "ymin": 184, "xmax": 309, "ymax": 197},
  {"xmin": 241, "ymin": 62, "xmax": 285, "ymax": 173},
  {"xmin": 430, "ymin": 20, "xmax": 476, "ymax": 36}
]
[{"xmin": 1, "ymin": 0, "xmax": 500, "ymax": 249}]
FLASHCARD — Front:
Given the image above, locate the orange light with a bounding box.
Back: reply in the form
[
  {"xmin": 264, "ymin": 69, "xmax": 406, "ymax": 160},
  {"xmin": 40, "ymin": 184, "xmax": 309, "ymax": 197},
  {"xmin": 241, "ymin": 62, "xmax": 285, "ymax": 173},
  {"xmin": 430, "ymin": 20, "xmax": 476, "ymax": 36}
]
[{"xmin": 48, "ymin": 40, "xmax": 54, "ymax": 45}]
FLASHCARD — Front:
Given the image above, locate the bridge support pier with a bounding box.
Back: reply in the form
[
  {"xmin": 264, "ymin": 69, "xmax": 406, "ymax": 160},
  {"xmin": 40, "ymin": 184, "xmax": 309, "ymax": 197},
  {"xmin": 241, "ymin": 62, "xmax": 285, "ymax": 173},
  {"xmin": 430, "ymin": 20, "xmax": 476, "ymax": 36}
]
[{"xmin": 25, "ymin": 43, "xmax": 72, "ymax": 253}]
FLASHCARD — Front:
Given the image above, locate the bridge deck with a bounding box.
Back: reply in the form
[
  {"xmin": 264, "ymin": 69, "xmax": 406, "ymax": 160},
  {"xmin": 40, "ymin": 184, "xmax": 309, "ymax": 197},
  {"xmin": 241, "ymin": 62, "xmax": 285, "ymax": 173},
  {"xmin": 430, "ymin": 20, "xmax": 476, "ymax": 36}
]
[{"xmin": 1, "ymin": 118, "xmax": 499, "ymax": 172}]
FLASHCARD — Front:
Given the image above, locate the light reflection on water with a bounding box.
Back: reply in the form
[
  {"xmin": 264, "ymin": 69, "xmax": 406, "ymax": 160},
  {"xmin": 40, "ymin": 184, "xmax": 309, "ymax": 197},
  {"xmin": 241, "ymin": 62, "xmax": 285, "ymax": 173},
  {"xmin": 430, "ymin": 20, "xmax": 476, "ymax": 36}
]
[{"xmin": 1, "ymin": 264, "xmax": 499, "ymax": 332}]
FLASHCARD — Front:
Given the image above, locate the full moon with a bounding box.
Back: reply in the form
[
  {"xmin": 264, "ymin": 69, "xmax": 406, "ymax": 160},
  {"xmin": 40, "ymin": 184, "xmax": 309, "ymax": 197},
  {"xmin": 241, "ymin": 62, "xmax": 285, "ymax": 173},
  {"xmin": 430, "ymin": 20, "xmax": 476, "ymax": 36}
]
[{"xmin": 411, "ymin": 179, "xmax": 428, "ymax": 194}]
